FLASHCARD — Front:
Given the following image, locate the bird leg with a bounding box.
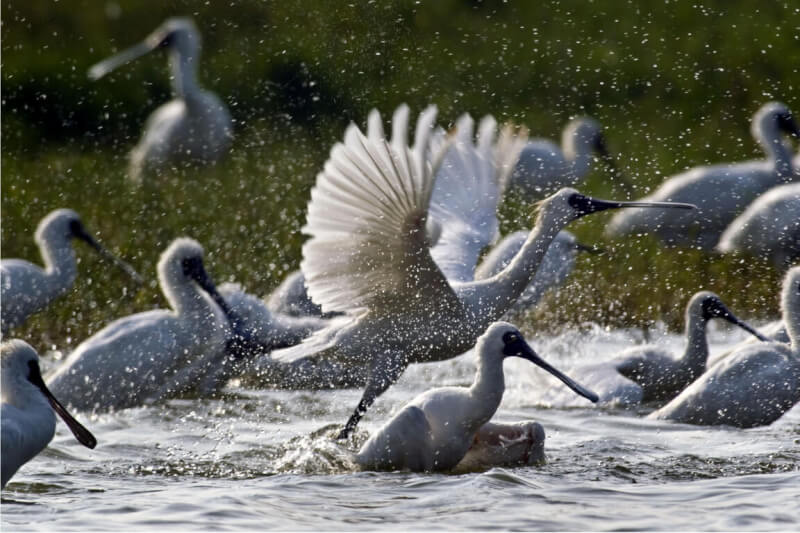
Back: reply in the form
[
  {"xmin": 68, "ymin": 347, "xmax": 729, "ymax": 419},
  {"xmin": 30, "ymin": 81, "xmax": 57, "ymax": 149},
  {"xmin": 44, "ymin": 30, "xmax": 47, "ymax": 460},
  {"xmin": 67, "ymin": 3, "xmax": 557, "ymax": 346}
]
[{"xmin": 336, "ymin": 355, "xmax": 407, "ymax": 440}]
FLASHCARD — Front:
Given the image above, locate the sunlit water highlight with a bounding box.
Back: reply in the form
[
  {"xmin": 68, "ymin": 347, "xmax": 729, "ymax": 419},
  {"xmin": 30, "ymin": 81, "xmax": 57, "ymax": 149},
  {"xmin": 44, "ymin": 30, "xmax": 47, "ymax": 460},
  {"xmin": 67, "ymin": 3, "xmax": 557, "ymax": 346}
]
[{"xmin": 3, "ymin": 324, "xmax": 798, "ymax": 531}]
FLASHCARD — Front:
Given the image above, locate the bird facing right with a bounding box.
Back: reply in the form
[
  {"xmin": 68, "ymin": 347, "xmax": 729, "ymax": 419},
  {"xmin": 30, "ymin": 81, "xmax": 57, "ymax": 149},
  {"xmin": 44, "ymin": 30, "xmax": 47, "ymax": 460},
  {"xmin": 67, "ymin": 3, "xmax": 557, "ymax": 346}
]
[
  {"xmin": 2, "ymin": 340, "xmax": 96, "ymax": 489},
  {"xmin": 354, "ymin": 322, "xmax": 597, "ymax": 472},
  {"xmin": 649, "ymin": 266, "xmax": 800, "ymax": 428}
]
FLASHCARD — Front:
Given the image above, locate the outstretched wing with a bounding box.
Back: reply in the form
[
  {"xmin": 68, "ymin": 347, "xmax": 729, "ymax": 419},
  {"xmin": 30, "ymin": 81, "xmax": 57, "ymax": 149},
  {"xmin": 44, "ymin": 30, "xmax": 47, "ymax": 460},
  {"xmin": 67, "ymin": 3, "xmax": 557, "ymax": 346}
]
[
  {"xmin": 428, "ymin": 115, "xmax": 529, "ymax": 282},
  {"xmin": 495, "ymin": 122, "xmax": 530, "ymax": 196},
  {"xmin": 301, "ymin": 105, "xmax": 461, "ymax": 316},
  {"xmin": 428, "ymin": 114, "xmax": 499, "ymax": 282}
]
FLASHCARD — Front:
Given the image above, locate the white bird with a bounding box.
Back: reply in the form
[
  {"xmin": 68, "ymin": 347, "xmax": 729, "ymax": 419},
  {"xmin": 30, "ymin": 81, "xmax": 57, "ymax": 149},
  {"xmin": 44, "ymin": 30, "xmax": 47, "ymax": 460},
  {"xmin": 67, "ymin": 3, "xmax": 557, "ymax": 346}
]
[
  {"xmin": 264, "ymin": 109, "xmax": 526, "ymax": 317},
  {"xmin": 506, "ymin": 117, "xmax": 632, "ymax": 201},
  {"xmin": 649, "ymin": 266, "xmax": 800, "ymax": 428},
  {"xmin": 559, "ymin": 291, "xmax": 768, "ymax": 407},
  {"xmin": 218, "ymin": 282, "xmax": 330, "ymax": 351},
  {"xmin": 1, "ymin": 208, "xmax": 141, "ymax": 335},
  {"xmin": 716, "ymin": 182, "xmax": 800, "ymax": 268},
  {"xmin": 271, "ymin": 104, "xmax": 694, "ymax": 438},
  {"xmin": 46, "ymin": 238, "xmax": 240, "ymax": 411},
  {"xmin": 474, "ymin": 230, "xmax": 599, "ymax": 315},
  {"xmin": 2, "ymin": 339, "xmax": 96, "ymax": 489},
  {"xmin": 89, "ymin": 17, "xmax": 233, "ymax": 183},
  {"xmin": 607, "ymin": 101, "xmax": 800, "ymax": 249},
  {"xmin": 266, "ymin": 270, "xmax": 329, "ymax": 318},
  {"xmin": 354, "ymin": 322, "xmax": 597, "ymax": 472}
]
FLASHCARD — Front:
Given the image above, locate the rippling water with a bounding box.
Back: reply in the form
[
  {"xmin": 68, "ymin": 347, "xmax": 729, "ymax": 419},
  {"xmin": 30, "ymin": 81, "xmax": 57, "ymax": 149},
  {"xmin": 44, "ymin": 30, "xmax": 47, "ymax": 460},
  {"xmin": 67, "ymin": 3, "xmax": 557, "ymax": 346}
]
[{"xmin": 3, "ymin": 325, "xmax": 799, "ymax": 531}]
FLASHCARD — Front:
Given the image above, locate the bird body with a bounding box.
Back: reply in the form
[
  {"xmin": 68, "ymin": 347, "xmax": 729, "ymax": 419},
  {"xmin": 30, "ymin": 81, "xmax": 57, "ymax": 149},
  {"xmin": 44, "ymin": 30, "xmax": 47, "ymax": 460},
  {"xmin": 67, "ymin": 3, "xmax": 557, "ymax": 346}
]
[
  {"xmin": 354, "ymin": 322, "xmax": 596, "ymax": 472},
  {"xmin": 546, "ymin": 292, "xmax": 767, "ymax": 406},
  {"xmin": 89, "ymin": 17, "xmax": 232, "ymax": 182},
  {"xmin": 1, "ymin": 209, "xmax": 140, "ymax": 335},
  {"xmin": 650, "ymin": 266, "xmax": 800, "ymax": 427},
  {"xmin": 46, "ymin": 238, "xmax": 235, "ymax": 411},
  {"xmin": 607, "ymin": 102, "xmax": 799, "ymax": 248},
  {"xmin": 716, "ymin": 182, "xmax": 800, "ymax": 267},
  {"xmin": 2, "ymin": 340, "xmax": 96, "ymax": 488},
  {"xmin": 271, "ymin": 104, "xmax": 695, "ymax": 438},
  {"xmin": 218, "ymin": 282, "xmax": 329, "ymax": 351},
  {"xmin": 267, "ymin": 270, "xmax": 326, "ymax": 318}
]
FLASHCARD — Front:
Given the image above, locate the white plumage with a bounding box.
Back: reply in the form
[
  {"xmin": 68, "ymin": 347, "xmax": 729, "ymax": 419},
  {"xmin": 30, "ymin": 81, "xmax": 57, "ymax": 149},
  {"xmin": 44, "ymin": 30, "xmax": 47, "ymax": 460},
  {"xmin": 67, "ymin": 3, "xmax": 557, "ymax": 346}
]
[
  {"xmin": 89, "ymin": 17, "xmax": 233, "ymax": 182},
  {"xmin": 2, "ymin": 340, "xmax": 96, "ymax": 489},
  {"xmin": 354, "ymin": 322, "xmax": 596, "ymax": 472},
  {"xmin": 551, "ymin": 292, "xmax": 767, "ymax": 407},
  {"xmin": 716, "ymin": 182, "xmax": 800, "ymax": 268},
  {"xmin": 507, "ymin": 117, "xmax": 630, "ymax": 201},
  {"xmin": 607, "ymin": 101, "xmax": 800, "ymax": 249},
  {"xmin": 474, "ymin": 230, "xmax": 590, "ymax": 315},
  {"xmin": 271, "ymin": 104, "xmax": 695, "ymax": 438},
  {"xmin": 46, "ymin": 238, "xmax": 236, "ymax": 411},
  {"xmin": 650, "ymin": 266, "xmax": 800, "ymax": 428},
  {"xmin": 1, "ymin": 208, "xmax": 140, "ymax": 335}
]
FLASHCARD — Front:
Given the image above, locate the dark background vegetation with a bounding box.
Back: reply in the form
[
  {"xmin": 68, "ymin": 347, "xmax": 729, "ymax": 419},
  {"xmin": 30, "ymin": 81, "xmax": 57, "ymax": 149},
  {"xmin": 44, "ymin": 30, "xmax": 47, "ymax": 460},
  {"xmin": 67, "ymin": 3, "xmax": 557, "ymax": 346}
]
[{"xmin": 2, "ymin": 0, "xmax": 798, "ymax": 350}]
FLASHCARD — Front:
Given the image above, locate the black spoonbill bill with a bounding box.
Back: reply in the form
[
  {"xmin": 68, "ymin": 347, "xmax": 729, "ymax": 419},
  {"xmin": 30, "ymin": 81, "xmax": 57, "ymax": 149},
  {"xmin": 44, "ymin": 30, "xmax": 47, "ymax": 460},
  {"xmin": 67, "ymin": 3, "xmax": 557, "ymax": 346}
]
[
  {"xmin": 2, "ymin": 340, "xmax": 96, "ymax": 489},
  {"xmin": 649, "ymin": 266, "xmax": 800, "ymax": 428},
  {"xmin": 354, "ymin": 322, "xmax": 597, "ymax": 472},
  {"xmin": 270, "ymin": 105, "xmax": 695, "ymax": 439},
  {"xmin": 1, "ymin": 208, "xmax": 141, "ymax": 335}
]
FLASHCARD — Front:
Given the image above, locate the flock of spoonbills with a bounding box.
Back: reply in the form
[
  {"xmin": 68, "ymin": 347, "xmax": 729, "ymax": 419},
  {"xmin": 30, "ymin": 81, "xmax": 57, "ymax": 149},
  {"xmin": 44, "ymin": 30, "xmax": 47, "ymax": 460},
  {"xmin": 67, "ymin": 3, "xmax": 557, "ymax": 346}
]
[{"xmin": 3, "ymin": 17, "xmax": 800, "ymax": 484}]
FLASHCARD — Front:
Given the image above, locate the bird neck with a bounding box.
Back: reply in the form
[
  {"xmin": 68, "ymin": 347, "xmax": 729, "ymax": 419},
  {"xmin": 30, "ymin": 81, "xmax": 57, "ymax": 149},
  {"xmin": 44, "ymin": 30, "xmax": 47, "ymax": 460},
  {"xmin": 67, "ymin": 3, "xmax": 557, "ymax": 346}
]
[
  {"xmin": 563, "ymin": 133, "xmax": 595, "ymax": 178},
  {"xmin": 468, "ymin": 354, "xmax": 506, "ymax": 428},
  {"xmin": 755, "ymin": 121, "xmax": 794, "ymax": 177},
  {"xmin": 37, "ymin": 233, "xmax": 79, "ymax": 295},
  {"xmin": 160, "ymin": 268, "xmax": 218, "ymax": 319},
  {"xmin": 783, "ymin": 289, "xmax": 800, "ymax": 355},
  {"xmin": 169, "ymin": 47, "xmax": 200, "ymax": 99},
  {"xmin": 461, "ymin": 216, "xmax": 562, "ymax": 325},
  {"xmin": 682, "ymin": 309, "xmax": 710, "ymax": 376}
]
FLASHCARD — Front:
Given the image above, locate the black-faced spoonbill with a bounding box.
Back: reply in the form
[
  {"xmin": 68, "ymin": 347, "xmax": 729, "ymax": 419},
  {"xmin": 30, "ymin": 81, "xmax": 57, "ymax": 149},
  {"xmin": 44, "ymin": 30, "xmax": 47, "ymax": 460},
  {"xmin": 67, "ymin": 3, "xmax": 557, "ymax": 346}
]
[
  {"xmin": 2, "ymin": 340, "xmax": 96, "ymax": 489},
  {"xmin": 649, "ymin": 266, "xmax": 800, "ymax": 428},
  {"xmin": 606, "ymin": 101, "xmax": 800, "ymax": 249},
  {"xmin": 567, "ymin": 291, "xmax": 768, "ymax": 406},
  {"xmin": 716, "ymin": 182, "xmax": 800, "ymax": 268},
  {"xmin": 216, "ymin": 282, "xmax": 333, "ymax": 357},
  {"xmin": 507, "ymin": 117, "xmax": 632, "ymax": 201},
  {"xmin": 354, "ymin": 322, "xmax": 597, "ymax": 472},
  {"xmin": 46, "ymin": 238, "xmax": 240, "ymax": 411},
  {"xmin": 270, "ymin": 105, "xmax": 696, "ymax": 439},
  {"xmin": 89, "ymin": 17, "xmax": 233, "ymax": 183},
  {"xmin": 1, "ymin": 208, "xmax": 142, "ymax": 335}
]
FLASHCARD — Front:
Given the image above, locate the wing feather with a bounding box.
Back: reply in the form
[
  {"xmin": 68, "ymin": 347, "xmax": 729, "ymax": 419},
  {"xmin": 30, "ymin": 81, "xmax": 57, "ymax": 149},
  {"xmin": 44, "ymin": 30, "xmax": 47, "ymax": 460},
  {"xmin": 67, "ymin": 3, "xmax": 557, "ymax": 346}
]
[
  {"xmin": 301, "ymin": 106, "xmax": 461, "ymax": 316},
  {"xmin": 428, "ymin": 114, "xmax": 502, "ymax": 282}
]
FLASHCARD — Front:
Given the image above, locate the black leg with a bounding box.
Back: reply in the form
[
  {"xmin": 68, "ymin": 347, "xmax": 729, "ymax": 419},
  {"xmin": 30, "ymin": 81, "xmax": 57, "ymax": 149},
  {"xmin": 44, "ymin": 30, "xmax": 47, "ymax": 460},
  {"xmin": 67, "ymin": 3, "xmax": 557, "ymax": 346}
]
[{"xmin": 336, "ymin": 355, "xmax": 407, "ymax": 440}]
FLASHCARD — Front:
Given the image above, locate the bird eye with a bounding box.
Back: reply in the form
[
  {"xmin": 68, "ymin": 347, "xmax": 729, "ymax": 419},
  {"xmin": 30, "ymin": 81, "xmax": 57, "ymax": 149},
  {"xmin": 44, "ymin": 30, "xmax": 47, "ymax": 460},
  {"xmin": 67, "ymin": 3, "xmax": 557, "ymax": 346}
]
[{"xmin": 502, "ymin": 332, "xmax": 519, "ymax": 345}]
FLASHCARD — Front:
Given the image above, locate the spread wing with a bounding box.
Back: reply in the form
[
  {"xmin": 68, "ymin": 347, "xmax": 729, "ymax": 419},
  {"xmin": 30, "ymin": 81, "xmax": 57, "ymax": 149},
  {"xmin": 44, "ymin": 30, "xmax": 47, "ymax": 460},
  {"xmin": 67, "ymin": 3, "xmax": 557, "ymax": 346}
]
[
  {"xmin": 428, "ymin": 114, "xmax": 501, "ymax": 282},
  {"xmin": 495, "ymin": 122, "xmax": 530, "ymax": 196},
  {"xmin": 300, "ymin": 105, "xmax": 461, "ymax": 316}
]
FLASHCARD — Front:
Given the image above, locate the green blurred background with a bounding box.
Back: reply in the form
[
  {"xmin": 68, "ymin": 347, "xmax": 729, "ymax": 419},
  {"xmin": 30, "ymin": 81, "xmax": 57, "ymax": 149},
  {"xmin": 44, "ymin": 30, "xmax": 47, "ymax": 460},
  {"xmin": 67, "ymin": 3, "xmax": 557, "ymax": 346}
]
[{"xmin": 2, "ymin": 0, "xmax": 798, "ymax": 350}]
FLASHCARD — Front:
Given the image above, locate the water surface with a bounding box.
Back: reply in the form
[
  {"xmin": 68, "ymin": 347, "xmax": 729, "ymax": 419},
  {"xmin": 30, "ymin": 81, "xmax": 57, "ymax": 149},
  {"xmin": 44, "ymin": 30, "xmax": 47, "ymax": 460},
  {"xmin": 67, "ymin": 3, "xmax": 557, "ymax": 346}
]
[{"xmin": 3, "ymin": 325, "xmax": 798, "ymax": 531}]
